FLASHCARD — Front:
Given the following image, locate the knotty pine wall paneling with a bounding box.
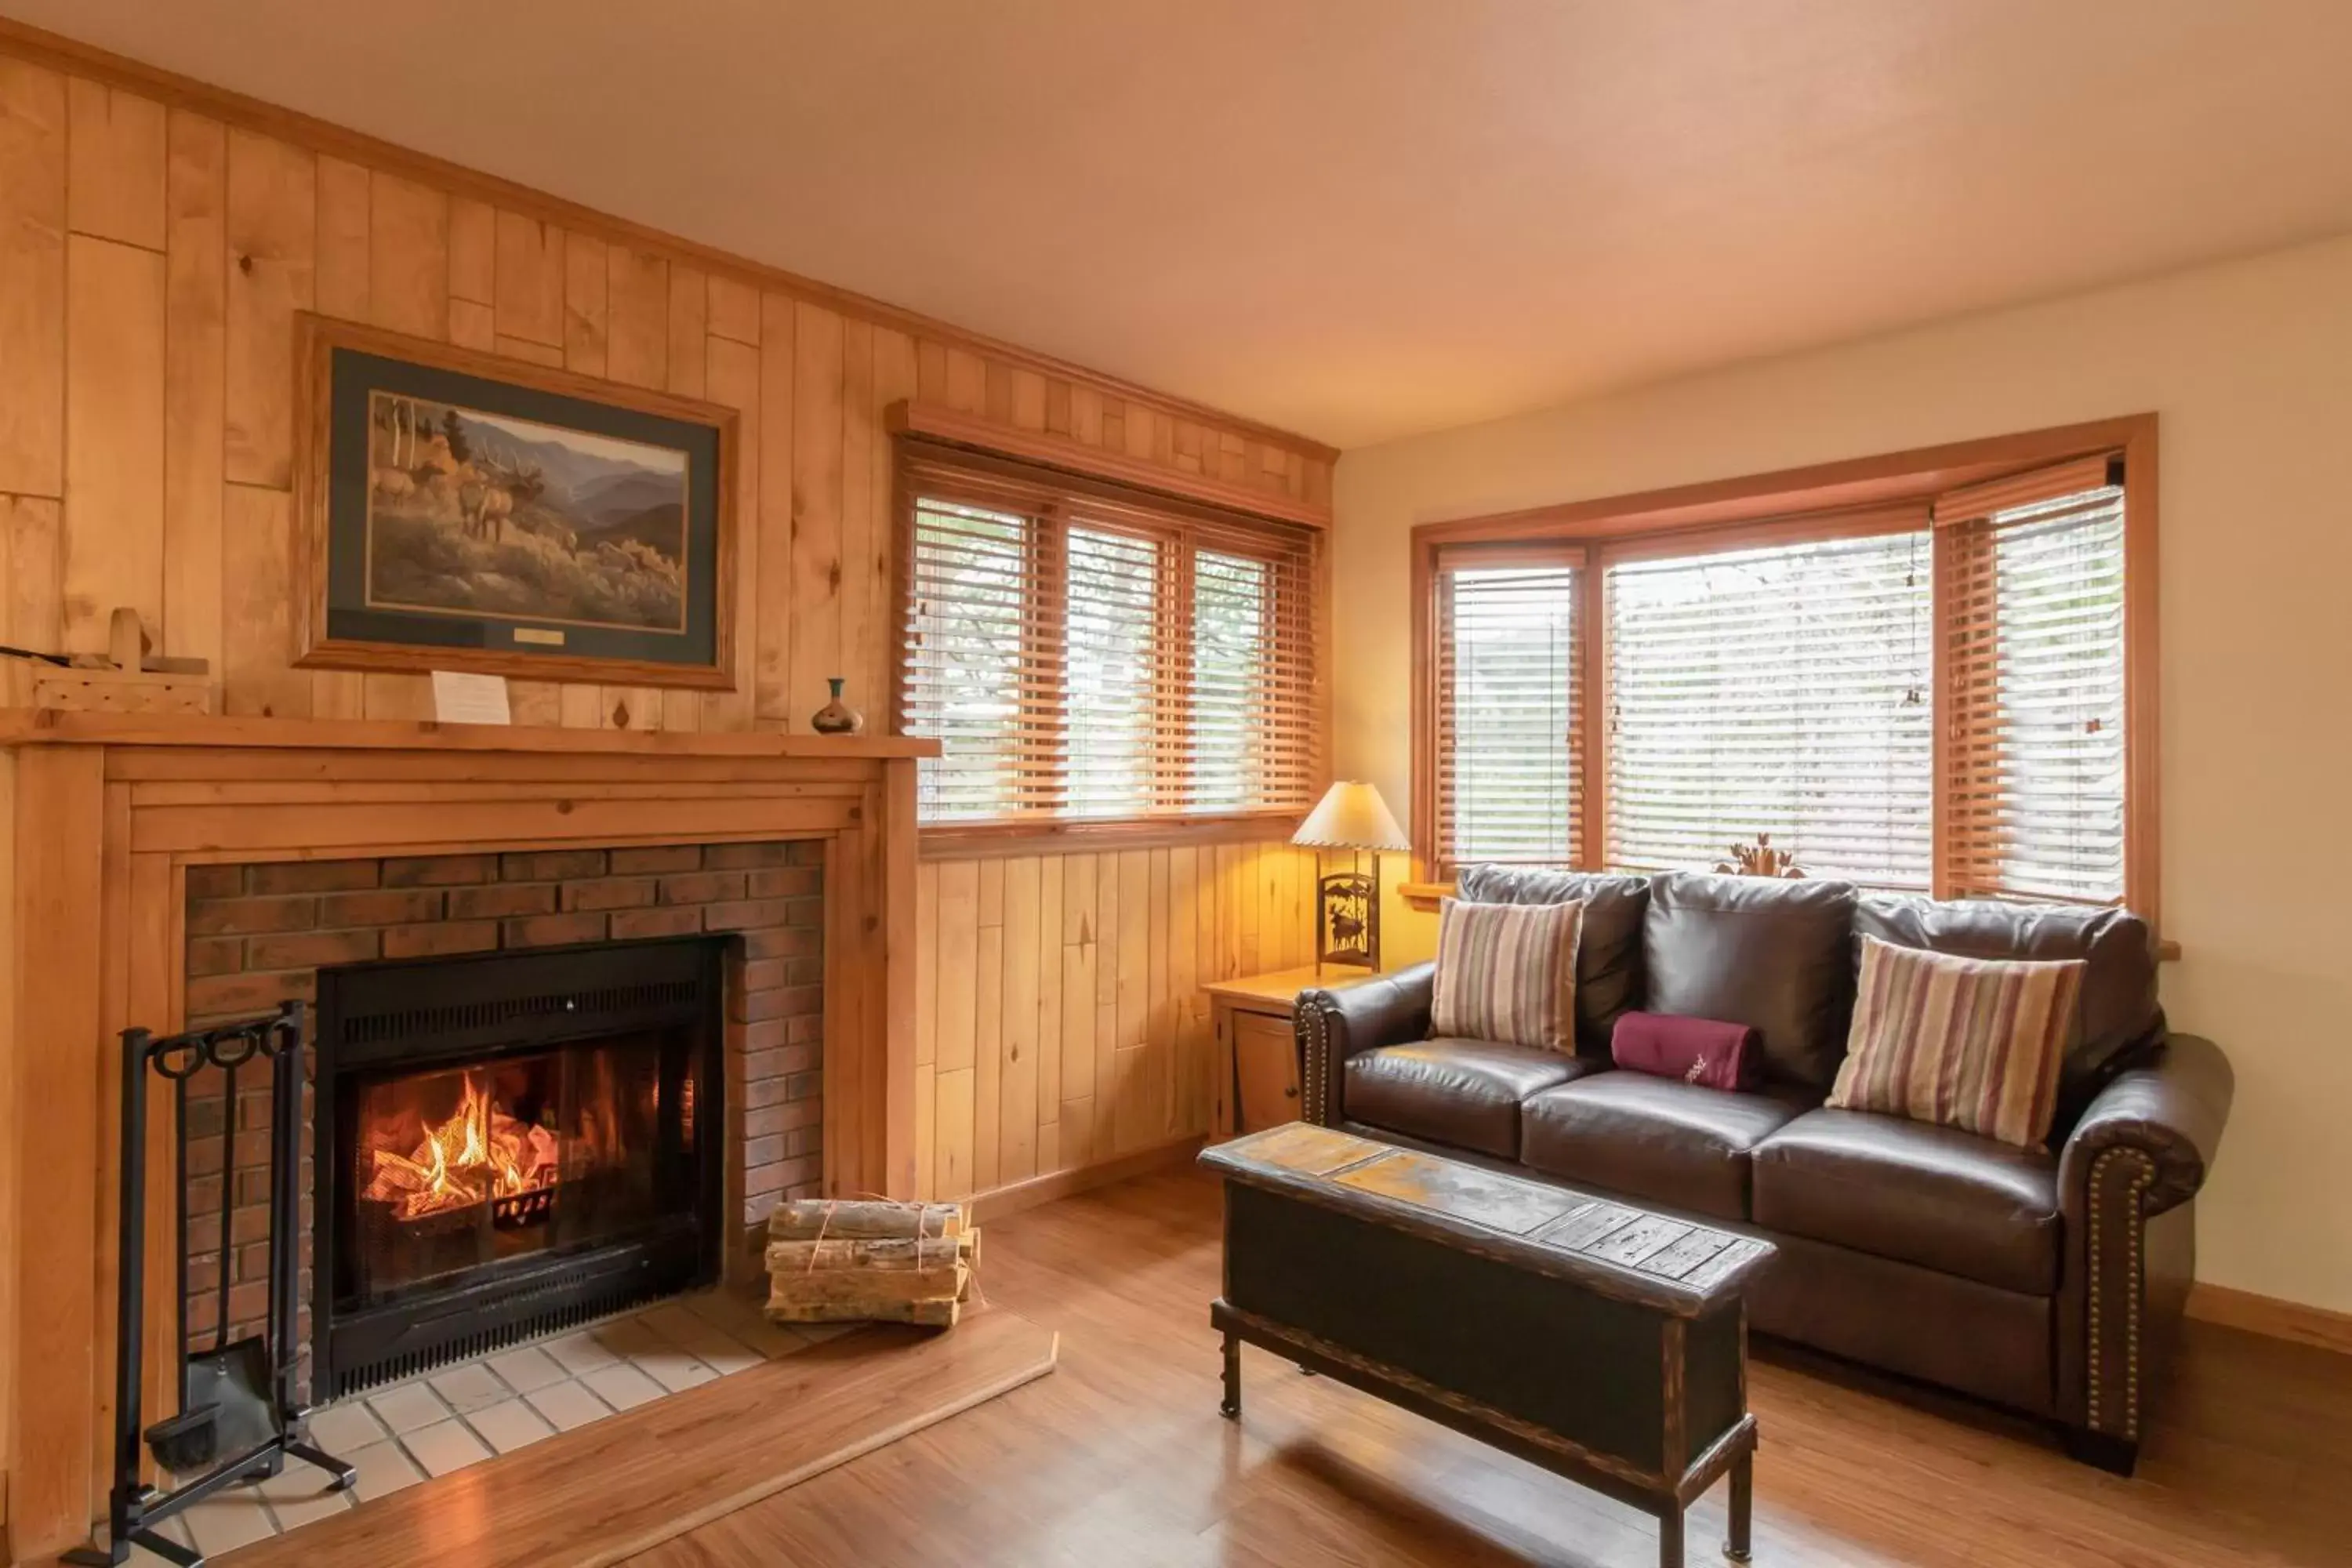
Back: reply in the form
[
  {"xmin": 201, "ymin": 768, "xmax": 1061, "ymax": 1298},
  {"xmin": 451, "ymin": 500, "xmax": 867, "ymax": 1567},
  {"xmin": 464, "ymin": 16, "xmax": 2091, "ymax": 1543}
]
[
  {"xmin": 913, "ymin": 843, "xmax": 1316, "ymax": 1203},
  {"xmin": 0, "ymin": 46, "xmax": 1335, "ymax": 1531},
  {"xmin": 0, "ymin": 52, "xmax": 1329, "ymax": 732},
  {"xmin": 0, "ymin": 750, "xmax": 14, "ymax": 1541}
]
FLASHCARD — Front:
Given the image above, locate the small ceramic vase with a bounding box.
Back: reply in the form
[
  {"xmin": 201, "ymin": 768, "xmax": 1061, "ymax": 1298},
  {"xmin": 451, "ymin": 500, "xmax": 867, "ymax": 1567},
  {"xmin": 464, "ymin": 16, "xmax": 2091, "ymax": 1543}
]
[{"xmin": 811, "ymin": 677, "xmax": 865, "ymax": 735}]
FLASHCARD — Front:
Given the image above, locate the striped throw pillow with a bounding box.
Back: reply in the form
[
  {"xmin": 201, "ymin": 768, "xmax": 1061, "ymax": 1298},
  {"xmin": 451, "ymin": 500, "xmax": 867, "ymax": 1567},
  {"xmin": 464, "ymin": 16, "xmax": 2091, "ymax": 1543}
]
[
  {"xmin": 1430, "ymin": 898, "xmax": 1584, "ymax": 1052},
  {"xmin": 1828, "ymin": 935, "xmax": 2085, "ymax": 1148}
]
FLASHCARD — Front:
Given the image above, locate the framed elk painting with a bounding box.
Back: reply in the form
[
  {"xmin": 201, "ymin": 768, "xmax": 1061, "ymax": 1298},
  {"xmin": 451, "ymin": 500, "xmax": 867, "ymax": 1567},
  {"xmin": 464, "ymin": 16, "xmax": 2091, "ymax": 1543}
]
[{"xmin": 292, "ymin": 316, "xmax": 737, "ymax": 688}]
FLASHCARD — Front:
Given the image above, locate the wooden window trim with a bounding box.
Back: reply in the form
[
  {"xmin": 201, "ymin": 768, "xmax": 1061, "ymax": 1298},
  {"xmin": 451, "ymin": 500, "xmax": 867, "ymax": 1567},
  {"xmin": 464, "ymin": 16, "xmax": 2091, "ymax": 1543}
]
[
  {"xmin": 920, "ymin": 810, "xmax": 1308, "ymax": 859},
  {"xmin": 1421, "ymin": 541, "xmax": 1588, "ymax": 876},
  {"xmin": 1410, "ymin": 414, "xmax": 2161, "ymax": 930},
  {"xmin": 895, "ymin": 434, "xmax": 1328, "ymax": 845},
  {"xmin": 887, "ymin": 399, "xmax": 1330, "ymax": 529}
]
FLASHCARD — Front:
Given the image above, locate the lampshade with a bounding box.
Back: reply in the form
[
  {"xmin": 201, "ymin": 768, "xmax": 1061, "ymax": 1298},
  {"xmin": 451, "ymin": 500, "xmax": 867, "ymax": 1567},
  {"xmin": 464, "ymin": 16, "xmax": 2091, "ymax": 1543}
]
[{"xmin": 1292, "ymin": 781, "xmax": 1408, "ymax": 852}]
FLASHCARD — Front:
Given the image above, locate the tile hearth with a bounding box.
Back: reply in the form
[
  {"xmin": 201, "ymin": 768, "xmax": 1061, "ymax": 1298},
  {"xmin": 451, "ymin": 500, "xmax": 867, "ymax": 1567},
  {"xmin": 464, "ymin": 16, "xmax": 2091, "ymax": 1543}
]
[{"xmin": 126, "ymin": 1290, "xmax": 846, "ymax": 1563}]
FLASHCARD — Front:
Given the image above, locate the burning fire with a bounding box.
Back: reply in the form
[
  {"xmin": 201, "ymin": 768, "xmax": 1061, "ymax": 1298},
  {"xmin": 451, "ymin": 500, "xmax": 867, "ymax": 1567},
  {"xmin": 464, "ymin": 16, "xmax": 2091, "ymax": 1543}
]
[{"xmin": 363, "ymin": 1075, "xmax": 560, "ymax": 1222}]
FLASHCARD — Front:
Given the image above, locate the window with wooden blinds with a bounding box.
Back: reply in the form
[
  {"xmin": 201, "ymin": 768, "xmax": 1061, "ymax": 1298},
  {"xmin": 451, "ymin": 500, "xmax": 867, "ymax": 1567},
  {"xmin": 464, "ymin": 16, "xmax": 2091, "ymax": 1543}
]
[
  {"xmin": 1432, "ymin": 554, "xmax": 1584, "ymax": 873},
  {"xmin": 1406, "ymin": 419, "xmax": 2154, "ymax": 924},
  {"xmin": 1192, "ymin": 548, "xmax": 1279, "ymax": 811},
  {"xmin": 1063, "ymin": 525, "xmax": 1160, "ymax": 818},
  {"xmin": 904, "ymin": 497, "xmax": 1036, "ymax": 822},
  {"xmin": 1936, "ymin": 456, "xmax": 2129, "ymax": 903},
  {"xmin": 898, "ymin": 442, "xmax": 1321, "ymax": 829},
  {"xmin": 1605, "ymin": 527, "xmax": 1934, "ymax": 886}
]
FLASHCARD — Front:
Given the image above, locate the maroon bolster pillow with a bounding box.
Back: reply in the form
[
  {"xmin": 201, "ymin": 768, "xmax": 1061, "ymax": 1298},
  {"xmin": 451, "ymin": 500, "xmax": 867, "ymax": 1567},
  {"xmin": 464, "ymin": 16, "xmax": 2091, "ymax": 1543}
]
[{"xmin": 1611, "ymin": 1011, "xmax": 1762, "ymax": 1091}]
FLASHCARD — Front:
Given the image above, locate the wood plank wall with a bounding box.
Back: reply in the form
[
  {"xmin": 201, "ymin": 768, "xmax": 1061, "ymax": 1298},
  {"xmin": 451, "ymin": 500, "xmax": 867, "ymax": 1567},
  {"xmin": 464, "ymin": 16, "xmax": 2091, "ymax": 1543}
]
[
  {"xmin": 0, "ymin": 749, "xmax": 14, "ymax": 1539},
  {"xmin": 0, "ymin": 67, "xmax": 1331, "ymax": 728},
  {"xmin": 913, "ymin": 842, "xmax": 1320, "ymax": 1202},
  {"xmin": 0, "ymin": 36, "xmax": 1335, "ymax": 1544}
]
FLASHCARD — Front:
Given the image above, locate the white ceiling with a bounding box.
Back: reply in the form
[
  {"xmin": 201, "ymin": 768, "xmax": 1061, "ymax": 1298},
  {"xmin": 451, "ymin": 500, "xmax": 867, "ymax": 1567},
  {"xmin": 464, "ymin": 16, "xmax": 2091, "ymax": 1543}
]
[{"xmin": 15, "ymin": 1, "xmax": 2352, "ymax": 448}]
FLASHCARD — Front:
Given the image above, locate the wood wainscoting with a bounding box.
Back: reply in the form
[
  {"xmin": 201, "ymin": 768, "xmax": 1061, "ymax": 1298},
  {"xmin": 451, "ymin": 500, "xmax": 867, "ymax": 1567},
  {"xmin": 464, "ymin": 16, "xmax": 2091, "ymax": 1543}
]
[
  {"xmin": 0, "ymin": 713, "xmax": 930, "ymax": 1563},
  {"xmin": 912, "ymin": 840, "xmax": 1323, "ymax": 1208}
]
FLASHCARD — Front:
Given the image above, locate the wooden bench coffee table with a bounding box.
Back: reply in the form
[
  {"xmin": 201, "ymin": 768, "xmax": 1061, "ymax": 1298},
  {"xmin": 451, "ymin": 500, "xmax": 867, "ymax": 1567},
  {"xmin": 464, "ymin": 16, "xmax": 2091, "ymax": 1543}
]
[{"xmin": 1202, "ymin": 1123, "xmax": 1774, "ymax": 1567}]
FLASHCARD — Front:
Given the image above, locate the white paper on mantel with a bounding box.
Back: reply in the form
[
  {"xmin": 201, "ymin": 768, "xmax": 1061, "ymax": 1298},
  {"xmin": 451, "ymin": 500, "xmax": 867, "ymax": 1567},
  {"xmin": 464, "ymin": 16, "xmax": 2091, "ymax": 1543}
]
[{"xmin": 430, "ymin": 670, "xmax": 512, "ymax": 725}]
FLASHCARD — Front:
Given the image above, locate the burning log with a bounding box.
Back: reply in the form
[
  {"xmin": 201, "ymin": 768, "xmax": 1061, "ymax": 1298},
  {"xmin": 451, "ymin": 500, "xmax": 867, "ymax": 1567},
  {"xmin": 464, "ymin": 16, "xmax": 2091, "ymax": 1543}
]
[
  {"xmin": 762, "ymin": 1200, "xmax": 975, "ymax": 1329},
  {"xmin": 361, "ymin": 1074, "xmax": 561, "ymax": 1224}
]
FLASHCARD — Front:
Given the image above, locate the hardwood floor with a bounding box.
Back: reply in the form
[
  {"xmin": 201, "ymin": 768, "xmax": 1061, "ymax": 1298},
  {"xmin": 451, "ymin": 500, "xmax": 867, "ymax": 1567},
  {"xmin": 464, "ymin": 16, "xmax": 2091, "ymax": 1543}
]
[
  {"xmin": 626, "ymin": 1170, "xmax": 2349, "ymax": 1567},
  {"xmin": 223, "ymin": 1309, "xmax": 1056, "ymax": 1568}
]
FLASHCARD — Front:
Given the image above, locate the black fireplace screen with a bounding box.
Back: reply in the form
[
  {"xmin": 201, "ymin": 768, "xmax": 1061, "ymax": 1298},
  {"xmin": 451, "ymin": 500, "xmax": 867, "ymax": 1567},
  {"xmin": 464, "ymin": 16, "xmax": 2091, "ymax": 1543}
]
[{"xmin": 315, "ymin": 938, "xmax": 722, "ymax": 1396}]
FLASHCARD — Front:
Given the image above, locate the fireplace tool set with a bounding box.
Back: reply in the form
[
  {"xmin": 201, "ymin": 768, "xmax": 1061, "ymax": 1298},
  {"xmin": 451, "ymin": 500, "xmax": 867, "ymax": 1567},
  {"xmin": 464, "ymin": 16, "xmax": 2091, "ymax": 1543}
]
[{"xmin": 67, "ymin": 1001, "xmax": 354, "ymax": 1568}]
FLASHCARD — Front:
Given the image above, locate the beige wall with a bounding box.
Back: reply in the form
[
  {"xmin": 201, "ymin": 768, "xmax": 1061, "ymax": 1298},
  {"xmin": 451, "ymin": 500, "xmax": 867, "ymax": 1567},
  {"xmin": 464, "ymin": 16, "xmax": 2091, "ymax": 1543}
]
[{"xmin": 1332, "ymin": 234, "xmax": 2352, "ymax": 1315}]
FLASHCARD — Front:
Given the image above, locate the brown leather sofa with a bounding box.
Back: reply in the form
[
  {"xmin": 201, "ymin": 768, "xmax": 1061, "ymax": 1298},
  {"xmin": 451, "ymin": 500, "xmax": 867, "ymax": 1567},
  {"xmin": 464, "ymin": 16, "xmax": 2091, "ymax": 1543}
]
[{"xmin": 1298, "ymin": 867, "xmax": 2232, "ymax": 1474}]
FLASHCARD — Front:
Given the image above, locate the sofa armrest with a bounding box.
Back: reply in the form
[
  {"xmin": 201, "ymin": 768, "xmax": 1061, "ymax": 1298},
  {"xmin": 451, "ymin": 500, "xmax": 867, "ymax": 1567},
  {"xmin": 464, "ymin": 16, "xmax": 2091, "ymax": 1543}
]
[
  {"xmin": 2054, "ymin": 1033, "xmax": 2233, "ymax": 1463},
  {"xmin": 1297, "ymin": 963, "xmax": 1434, "ymax": 1127},
  {"xmin": 2059, "ymin": 1033, "xmax": 2234, "ymax": 1218}
]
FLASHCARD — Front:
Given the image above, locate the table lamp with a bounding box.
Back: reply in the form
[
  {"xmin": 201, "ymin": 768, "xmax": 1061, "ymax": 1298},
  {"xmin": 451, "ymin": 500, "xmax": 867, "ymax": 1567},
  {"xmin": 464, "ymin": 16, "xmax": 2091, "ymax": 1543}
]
[{"xmin": 1292, "ymin": 781, "xmax": 1408, "ymax": 974}]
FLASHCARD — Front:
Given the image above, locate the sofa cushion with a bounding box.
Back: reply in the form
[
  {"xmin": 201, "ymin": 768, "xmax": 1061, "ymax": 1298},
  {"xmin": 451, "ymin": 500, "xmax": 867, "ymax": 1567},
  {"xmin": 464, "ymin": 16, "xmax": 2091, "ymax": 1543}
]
[
  {"xmin": 1344, "ymin": 1038, "xmax": 1593, "ymax": 1159},
  {"xmin": 1431, "ymin": 896, "xmax": 1584, "ymax": 1051},
  {"xmin": 1644, "ymin": 871, "xmax": 1860, "ymax": 1090},
  {"xmin": 1855, "ymin": 894, "xmax": 2164, "ymax": 1137},
  {"xmin": 1519, "ymin": 1072, "xmax": 1809, "ymax": 1221},
  {"xmin": 1458, "ymin": 866, "xmax": 1652, "ymax": 1056},
  {"xmin": 1828, "ymin": 936, "xmax": 2083, "ymax": 1149},
  {"xmin": 1752, "ymin": 1108, "xmax": 2060, "ymax": 1294}
]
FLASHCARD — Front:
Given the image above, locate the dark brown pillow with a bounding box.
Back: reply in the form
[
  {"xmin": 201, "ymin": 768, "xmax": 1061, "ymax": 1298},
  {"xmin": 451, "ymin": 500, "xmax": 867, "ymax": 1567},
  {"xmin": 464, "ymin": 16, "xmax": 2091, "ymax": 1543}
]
[{"xmin": 1642, "ymin": 872, "xmax": 1860, "ymax": 1089}]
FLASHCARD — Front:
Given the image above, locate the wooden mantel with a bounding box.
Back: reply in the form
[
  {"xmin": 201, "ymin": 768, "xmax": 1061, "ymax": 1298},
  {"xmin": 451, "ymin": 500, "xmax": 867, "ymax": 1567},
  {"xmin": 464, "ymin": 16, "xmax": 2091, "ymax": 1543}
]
[
  {"xmin": 0, "ymin": 711, "xmax": 937, "ymax": 1561},
  {"xmin": 0, "ymin": 708, "xmax": 941, "ymax": 760}
]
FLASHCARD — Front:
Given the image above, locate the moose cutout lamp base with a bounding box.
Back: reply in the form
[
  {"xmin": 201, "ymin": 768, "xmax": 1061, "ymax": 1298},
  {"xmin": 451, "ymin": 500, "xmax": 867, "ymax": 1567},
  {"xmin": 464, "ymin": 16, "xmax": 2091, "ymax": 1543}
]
[
  {"xmin": 1291, "ymin": 781, "xmax": 1409, "ymax": 978},
  {"xmin": 1313, "ymin": 857, "xmax": 1383, "ymax": 975}
]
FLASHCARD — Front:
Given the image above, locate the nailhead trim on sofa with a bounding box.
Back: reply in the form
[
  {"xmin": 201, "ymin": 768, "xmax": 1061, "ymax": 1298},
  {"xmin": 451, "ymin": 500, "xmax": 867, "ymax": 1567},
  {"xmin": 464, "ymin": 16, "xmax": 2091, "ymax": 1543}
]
[
  {"xmin": 1299, "ymin": 994, "xmax": 1335, "ymax": 1127},
  {"xmin": 2085, "ymin": 1145, "xmax": 2156, "ymax": 1439}
]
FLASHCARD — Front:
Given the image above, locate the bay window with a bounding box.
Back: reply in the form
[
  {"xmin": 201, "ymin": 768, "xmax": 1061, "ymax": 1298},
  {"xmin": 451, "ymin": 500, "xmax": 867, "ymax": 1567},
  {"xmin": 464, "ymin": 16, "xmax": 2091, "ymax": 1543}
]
[
  {"xmin": 1606, "ymin": 525, "xmax": 1933, "ymax": 886},
  {"xmin": 1413, "ymin": 421, "xmax": 2153, "ymax": 915}
]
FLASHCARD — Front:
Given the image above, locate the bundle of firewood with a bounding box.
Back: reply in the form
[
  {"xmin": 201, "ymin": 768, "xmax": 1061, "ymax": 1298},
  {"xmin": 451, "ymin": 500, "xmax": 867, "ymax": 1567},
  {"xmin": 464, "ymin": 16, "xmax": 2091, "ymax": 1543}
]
[{"xmin": 763, "ymin": 1199, "xmax": 978, "ymax": 1329}]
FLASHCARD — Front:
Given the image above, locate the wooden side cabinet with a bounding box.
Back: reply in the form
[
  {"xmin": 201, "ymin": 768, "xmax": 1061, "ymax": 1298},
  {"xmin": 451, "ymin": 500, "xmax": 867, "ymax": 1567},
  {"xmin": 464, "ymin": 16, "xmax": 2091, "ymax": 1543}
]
[{"xmin": 1203, "ymin": 966, "xmax": 1383, "ymax": 1138}]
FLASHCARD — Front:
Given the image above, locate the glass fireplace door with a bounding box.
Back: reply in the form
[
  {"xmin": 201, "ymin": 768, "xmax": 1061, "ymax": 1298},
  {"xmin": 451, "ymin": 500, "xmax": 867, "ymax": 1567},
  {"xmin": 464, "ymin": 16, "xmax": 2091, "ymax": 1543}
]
[{"xmin": 339, "ymin": 1029, "xmax": 685, "ymax": 1305}]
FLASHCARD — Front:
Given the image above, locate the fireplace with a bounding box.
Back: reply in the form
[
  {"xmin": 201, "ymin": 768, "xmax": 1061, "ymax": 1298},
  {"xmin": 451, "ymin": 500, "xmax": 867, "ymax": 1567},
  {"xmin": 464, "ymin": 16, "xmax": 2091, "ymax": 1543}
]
[{"xmin": 313, "ymin": 937, "xmax": 726, "ymax": 1396}]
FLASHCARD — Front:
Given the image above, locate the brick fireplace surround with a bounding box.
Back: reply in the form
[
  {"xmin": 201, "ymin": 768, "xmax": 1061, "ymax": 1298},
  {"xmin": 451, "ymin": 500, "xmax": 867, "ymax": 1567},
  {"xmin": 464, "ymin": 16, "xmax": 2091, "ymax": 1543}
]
[
  {"xmin": 183, "ymin": 841, "xmax": 827, "ymax": 1357},
  {"xmin": 0, "ymin": 712, "xmax": 933, "ymax": 1562}
]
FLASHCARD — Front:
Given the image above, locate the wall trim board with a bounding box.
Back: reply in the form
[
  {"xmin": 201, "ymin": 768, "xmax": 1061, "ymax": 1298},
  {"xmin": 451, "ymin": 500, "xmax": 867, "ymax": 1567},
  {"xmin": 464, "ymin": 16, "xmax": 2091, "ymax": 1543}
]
[
  {"xmin": 2187, "ymin": 1283, "xmax": 2352, "ymax": 1358},
  {"xmin": 1410, "ymin": 412, "xmax": 2152, "ymax": 545},
  {"xmin": 889, "ymin": 401, "xmax": 1330, "ymax": 528},
  {"xmin": 963, "ymin": 1134, "xmax": 1206, "ymax": 1226},
  {"xmin": 921, "ymin": 817, "xmax": 1306, "ymax": 862},
  {"xmin": 0, "ymin": 15, "xmax": 1337, "ymax": 466}
]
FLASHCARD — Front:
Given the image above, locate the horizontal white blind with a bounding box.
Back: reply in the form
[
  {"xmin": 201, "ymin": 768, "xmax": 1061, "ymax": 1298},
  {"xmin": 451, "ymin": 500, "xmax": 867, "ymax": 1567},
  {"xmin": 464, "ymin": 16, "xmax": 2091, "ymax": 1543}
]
[
  {"xmin": 1943, "ymin": 480, "xmax": 2127, "ymax": 902},
  {"xmin": 899, "ymin": 444, "xmax": 1319, "ymax": 826},
  {"xmin": 1606, "ymin": 531, "xmax": 1934, "ymax": 884},
  {"xmin": 1192, "ymin": 548, "xmax": 1272, "ymax": 811},
  {"xmin": 905, "ymin": 498, "xmax": 1036, "ymax": 822},
  {"xmin": 1436, "ymin": 564, "xmax": 1581, "ymax": 869},
  {"xmin": 1064, "ymin": 526, "xmax": 1160, "ymax": 818}
]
